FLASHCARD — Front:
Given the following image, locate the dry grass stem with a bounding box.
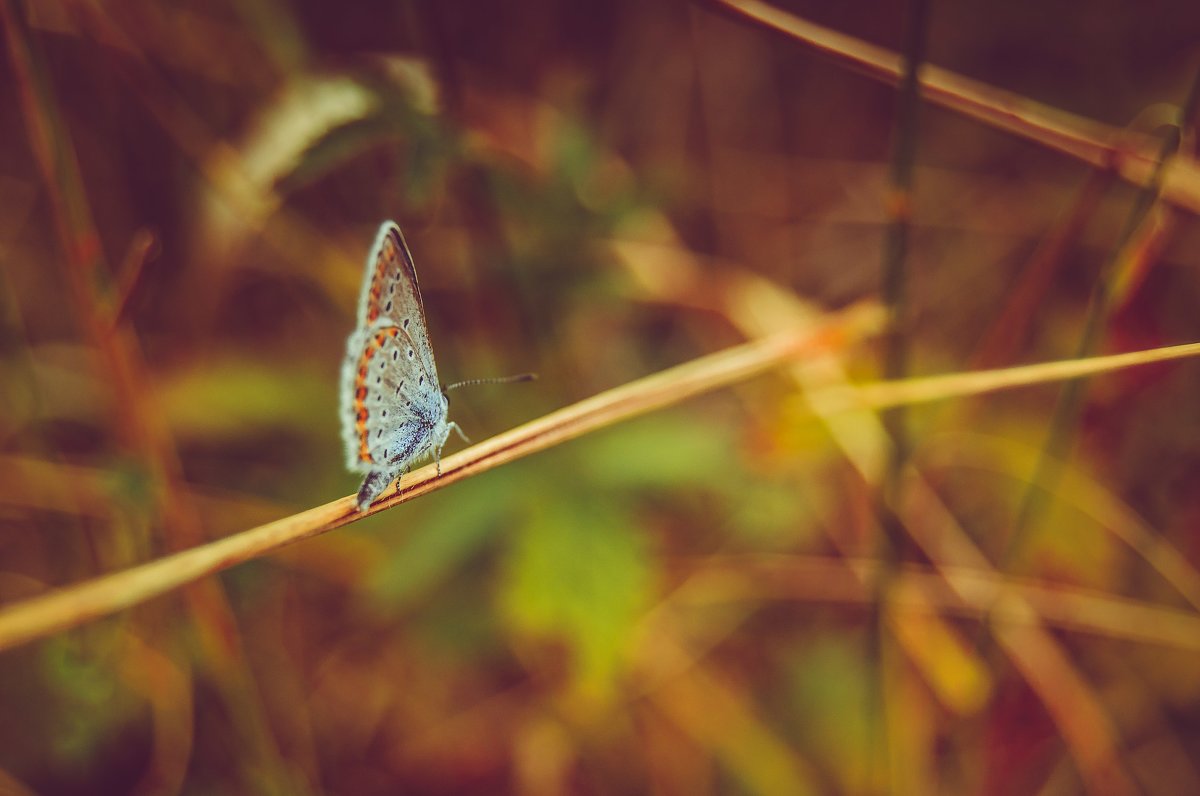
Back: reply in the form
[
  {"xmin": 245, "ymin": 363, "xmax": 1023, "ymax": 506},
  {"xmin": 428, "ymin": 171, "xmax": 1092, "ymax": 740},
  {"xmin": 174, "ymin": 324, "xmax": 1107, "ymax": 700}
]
[
  {"xmin": 838, "ymin": 340, "xmax": 1200, "ymax": 411},
  {"xmin": 717, "ymin": 0, "xmax": 1200, "ymax": 214}
]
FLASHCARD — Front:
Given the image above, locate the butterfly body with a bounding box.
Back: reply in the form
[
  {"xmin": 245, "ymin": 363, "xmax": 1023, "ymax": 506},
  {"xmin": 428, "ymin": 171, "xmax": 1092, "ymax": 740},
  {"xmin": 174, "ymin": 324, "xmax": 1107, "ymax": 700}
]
[{"xmin": 340, "ymin": 222, "xmax": 459, "ymax": 511}]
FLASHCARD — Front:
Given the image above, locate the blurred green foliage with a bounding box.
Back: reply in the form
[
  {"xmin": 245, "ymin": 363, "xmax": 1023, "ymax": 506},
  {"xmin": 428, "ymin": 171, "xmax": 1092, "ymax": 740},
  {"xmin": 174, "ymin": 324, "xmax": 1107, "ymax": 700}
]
[{"xmin": 2, "ymin": 1, "xmax": 1200, "ymax": 794}]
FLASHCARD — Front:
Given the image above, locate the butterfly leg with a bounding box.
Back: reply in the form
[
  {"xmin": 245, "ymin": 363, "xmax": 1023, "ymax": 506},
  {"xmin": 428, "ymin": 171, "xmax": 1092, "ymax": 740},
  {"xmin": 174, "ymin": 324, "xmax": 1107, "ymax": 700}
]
[{"xmin": 448, "ymin": 421, "xmax": 470, "ymax": 444}]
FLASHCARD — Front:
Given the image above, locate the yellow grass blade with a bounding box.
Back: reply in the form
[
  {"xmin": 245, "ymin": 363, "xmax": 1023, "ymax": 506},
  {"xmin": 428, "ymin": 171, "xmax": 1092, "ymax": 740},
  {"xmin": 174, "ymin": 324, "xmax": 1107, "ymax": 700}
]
[{"xmin": 823, "ymin": 341, "xmax": 1200, "ymax": 412}]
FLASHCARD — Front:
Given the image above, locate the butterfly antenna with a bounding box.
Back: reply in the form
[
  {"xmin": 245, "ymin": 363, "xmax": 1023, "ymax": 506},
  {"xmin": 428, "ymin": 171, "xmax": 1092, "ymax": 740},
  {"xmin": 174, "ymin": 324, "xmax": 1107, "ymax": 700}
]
[{"xmin": 444, "ymin": 373, "xmax": 537, "ymax": 391}]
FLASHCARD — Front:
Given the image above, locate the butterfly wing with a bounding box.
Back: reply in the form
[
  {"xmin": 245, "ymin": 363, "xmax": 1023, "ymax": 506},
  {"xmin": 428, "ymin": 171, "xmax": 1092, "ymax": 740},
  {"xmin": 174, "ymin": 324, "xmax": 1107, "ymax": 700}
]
[
  {"xmin": 355, "ymin": 222, "xmax": 440, "ymax": 381},
  {"xmin": 342, "ymin": 221, "xmax": 452, "ymax": 509},
  {"xmin": 340, "ymin": 324, "xmax": 445, "ymax": 473}
]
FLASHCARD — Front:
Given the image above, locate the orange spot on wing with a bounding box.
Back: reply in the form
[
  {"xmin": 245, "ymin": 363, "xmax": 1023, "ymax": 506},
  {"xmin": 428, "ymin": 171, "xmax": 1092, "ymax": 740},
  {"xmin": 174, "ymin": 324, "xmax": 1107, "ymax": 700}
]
[
  {"xmin": 365, "ymin": 238, "xmax": 398, "ymax": 324},
  {"xmin": 354, "ymin": 335, "xmax": 381, "ymax": 462},
  {"xmin": 352, "ymin": 326, "xmax": 403, "ymax": 463}
]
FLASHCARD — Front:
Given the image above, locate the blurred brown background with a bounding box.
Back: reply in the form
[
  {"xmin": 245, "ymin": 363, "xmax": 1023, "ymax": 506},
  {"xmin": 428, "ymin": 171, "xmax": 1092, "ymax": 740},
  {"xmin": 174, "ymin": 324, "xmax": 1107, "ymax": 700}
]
[{"xmin": 2, "ymin": 0, "xmax": 1200, "ymax": 793}]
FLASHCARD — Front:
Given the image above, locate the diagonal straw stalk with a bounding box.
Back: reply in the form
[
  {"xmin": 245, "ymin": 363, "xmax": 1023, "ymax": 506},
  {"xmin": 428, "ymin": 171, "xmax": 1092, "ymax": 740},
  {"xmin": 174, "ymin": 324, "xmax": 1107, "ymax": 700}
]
[
  {"xmin": 715, "ymin": 0, "xmax": 1200, "ymax": 214},
  {"xmin": 2, "ymin": 310, "xmax": 1198, "ymax": 654},
  {"xmin": 0, "ymin": 303, "xmax": 881, "ymax": 653}
]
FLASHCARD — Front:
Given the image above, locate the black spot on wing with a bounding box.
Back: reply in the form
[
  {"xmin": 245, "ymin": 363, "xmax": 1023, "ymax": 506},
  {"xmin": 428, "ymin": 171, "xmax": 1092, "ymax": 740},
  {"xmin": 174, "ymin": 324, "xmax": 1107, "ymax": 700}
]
[{"xmin": 385, "ymin": 420, "xmax": 430, "ymax": 466}]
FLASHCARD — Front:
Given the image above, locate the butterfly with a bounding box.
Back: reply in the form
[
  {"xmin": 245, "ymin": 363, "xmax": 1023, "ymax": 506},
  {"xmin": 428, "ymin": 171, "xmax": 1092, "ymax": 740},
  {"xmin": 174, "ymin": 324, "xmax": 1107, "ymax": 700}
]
[{"xmin": 341, "ymin": 221, "xmax": 531, "ymax": 512}]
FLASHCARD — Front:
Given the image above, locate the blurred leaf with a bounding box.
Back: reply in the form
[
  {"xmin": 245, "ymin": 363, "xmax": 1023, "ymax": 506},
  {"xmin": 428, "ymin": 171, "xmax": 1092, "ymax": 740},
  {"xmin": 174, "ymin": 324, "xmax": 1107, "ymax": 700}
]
[
  {"xmin": 500, "ymin": 496, "xmax": 653, "ymax": 698},
  {"xmin": 727, "ymin": 476, "xmax": 823, "ymax": 548},
  {"xmin": 43, "ymin": 639, "xmax": 121, "ymax": 762},
  {"xmin": 554, "ymin": 115, "xmax": 597, "ymax": 190},
  {"xmin": 156, "ymin": 360, "xmax": 331, "ymax": 439},
  {"xmin": 107, "ymin": 456, "xmax": 156, "ymax": 510},
  {"xmin": 580, "ymin": 412, "xmax": 737, "ymax": 492},
  {"xmin": 785, "ymin": 636, "xmax": 874, "ymax": 793},
  {"xmin": 578, "ymin": 412, "xmax": 822, "ymax": 548},
  {"xmin": 197, "ymin": 74, "xmax": 380, "ymax": 253},
  {"xmin": 366, "ymin": 467, "xmax": 526, "ymax": 609},
  {"xmin": 276, "ymin": 78, "xmax": 450, "ymax": 200}
]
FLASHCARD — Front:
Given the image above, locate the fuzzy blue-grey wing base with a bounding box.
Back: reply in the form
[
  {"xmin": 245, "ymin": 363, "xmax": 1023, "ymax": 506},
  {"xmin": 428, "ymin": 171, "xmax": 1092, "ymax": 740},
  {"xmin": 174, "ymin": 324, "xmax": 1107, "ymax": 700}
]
[{"xmin": 353, "ymin": 416, "xmax": 447, "ymax": 511}]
